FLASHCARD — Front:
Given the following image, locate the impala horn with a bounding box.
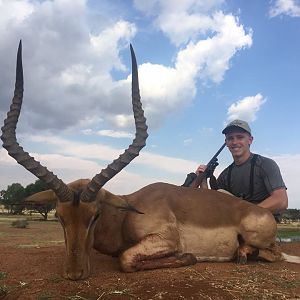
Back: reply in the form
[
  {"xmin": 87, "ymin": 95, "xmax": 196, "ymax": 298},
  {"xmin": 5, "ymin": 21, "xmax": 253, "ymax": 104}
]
[
  {"xmin": 1, "ymin": 40, "xmax": 73, "ymax": 202},
  {"xmin": 80, "ymin": 44, "xmax": 148, "ymax": 204}
]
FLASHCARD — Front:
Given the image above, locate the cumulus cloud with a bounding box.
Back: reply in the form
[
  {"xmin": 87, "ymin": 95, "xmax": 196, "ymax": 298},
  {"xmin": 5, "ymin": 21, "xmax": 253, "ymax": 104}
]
[
  {"xmin": 133, "ymin": 0, "xmax": 225, "ymax": 45},
  {"xmin": 0, "ymin": 133, "xmax": 197, "ymax": 192},
  {"xmin": 95, "ymin": 130, "xmax": 133, "ymax": 138},
  {"xmin": 269, "ymin": 0, "xmax": 300, "ymax": 17},
  {"xmin": 0, "ymin": 149, "xmax": 162, "ymax": 194},
  {"xmin": 0, "ymin": 0, "xmax": 252, "ymax": 135},
  {"xmin": 0, "ymin": 0, "xmax": 137, "ymax": 132},
  {"xmin": 135, "ymin": 13, "xmax": 252, "ymax": 127},
  {"xmin": 226, "ymin": 93, "xmax": 266, "ymax": 123},
  {"xmin": 25, "ymin": 134, "xmax": 197, "ymax": 173},
  {"xmin": 270, "ymin": 154, "xmax": 300, "ymax": 209},
  {"xmin": 2, "ymin": 134, "xmax": 299, "ymax": 208}
]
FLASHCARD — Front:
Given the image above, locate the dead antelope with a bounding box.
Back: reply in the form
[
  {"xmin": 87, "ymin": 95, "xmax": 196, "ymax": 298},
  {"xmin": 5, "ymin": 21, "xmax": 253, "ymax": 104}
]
[{"xmin": 2, "ymin": 42, "xmax": 299, "ymax": 281}]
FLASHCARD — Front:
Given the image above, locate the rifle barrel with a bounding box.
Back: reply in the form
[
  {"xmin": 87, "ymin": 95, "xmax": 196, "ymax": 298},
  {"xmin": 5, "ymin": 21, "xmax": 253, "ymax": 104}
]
[{"xmin": 206, "ymin": 142, "xmax": 226, "ymax": 166}]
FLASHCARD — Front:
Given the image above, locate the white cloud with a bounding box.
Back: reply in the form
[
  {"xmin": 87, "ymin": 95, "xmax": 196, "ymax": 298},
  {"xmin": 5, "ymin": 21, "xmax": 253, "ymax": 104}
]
[
  {"xmin": 226, "ymin": 93, "xmax": 266, "ymax": 123},
  {"xmin": 183, "ymin": 138, "xmax": 193, "ymax": 146},
  {"xmin": 89, "ymin": 20, "xmax": 137, "ymax": 71},
  {"xmin": 175, "ymin": 13, "xmax": 252, "ymax": 83},
  {"xmin": 26, "ymin": 134, "xmax": 197, "ymax": 174},
  {"xmin": 93, "ymin": 129, "xmax": 133, "ymax": 138},
  {"xmin": 28, "ymin": 135, "xmax": 122, "ymax": 161},
  {"xmin": 2, "ymin": 125, "xmax": 299, "ymax": 209},
  {"xmin": 270, "ymin": 154, "xmax": 300, "ymax": 209},
  {"xmin": 0, "ymin": 133, "xmax": 197, "ymax": 193},
  {"xmin": 0, "ymin": 0, "xmax": 34, "ymax": 30},
  {"xmin": 269, "ymin": 0, "xmax": 300, "ymax": 17},
  {"xmin": 2, "ymin": 135, "xmax": 299, "ymax": 209},
  {"xmin": 0, "ymin": 148, "xmax": 15, "ymax": 165},
  {"xmin": 0, "ymin": 149, "xmax": 161, "ymax": 194},
  {"xmin": 0, "ymin": 0, "xmax": 252, "ymax": 135},
  {"xmin": 133, "ymin": 0, "xmax": 225, "ymax": 45},
  {"xmin": 0, "ymin": 0, "xmax": 137, "ymax": 132},
  {"xmin": 134, "ymin": 13, "xmax": 252, "ymax": 127},
  {"xmin": 199, "ymin": 127, "xmax": 214, "ymax": 136}
]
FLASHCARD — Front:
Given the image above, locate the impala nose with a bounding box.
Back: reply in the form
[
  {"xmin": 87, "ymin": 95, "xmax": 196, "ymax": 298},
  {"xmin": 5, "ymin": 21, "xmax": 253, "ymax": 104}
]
[{"xmin": 67, "ymin": 270, "xmax": 84, "ymax": 281}]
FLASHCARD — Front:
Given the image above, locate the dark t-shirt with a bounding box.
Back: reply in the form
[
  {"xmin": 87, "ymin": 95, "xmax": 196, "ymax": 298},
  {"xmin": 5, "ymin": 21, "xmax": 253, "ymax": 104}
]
[{"xmin": 216, "ymin": 153, "xmax": 286, "ymax": 204}]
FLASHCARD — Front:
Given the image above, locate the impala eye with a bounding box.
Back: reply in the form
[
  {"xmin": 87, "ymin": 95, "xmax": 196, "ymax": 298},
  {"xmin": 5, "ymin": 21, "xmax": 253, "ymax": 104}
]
[{"xmin": 91, "ymin": 213, "xmax": 100, "ymax": 225}]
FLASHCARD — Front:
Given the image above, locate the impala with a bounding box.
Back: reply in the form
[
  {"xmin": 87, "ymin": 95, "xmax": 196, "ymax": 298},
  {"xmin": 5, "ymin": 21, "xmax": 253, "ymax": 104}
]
[{"xmin": 2, "ymin": 41, "xmax": 299, "ymax": 281}]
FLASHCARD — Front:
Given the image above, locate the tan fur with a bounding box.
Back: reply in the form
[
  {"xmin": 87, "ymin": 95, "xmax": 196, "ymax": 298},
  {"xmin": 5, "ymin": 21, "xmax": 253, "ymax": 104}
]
[{"xmin": 27, "ymin": 180, "xmax": 297, "ymax": 280}]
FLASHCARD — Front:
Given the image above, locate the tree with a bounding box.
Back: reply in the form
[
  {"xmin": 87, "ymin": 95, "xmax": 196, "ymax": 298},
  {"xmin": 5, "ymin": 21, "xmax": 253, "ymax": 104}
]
[
  {"xmin": 282, "ymin": 209, "xmax": 300, "ymax": 221},
  {"xmin": 25, "ymin": 180, "xmax": 55, "ymax": 220},
  {"xmin": 25, "ymin": 180, "xmax": 48, "ymax": 196},
  {"xmin": 1, "ymin": 183, "xmax": 26, "ymax": 214}
]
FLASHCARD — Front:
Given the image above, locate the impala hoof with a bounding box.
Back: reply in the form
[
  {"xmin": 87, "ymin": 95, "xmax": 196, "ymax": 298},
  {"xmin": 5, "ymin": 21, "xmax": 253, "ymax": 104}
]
[
  {"xmin": 237, "ymin": 256, "xmax": 247, "ymax": 264},
  {"xmin": 180, "ymin": 253, "xmax": 197, "ymax": 265}
]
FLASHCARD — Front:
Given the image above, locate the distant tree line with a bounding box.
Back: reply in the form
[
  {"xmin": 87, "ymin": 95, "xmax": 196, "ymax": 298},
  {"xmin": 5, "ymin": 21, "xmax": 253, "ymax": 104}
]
[
  {"xmin": 281, "ymin": 209, "xmax": 300, "ymax": 222},
  {"xmin": 0, "ymin": 181, "xmax": 299, "ymax": 221},
  {"xmin": 0, "ymin": 180, "xmax": 55, "ymax": 220}
]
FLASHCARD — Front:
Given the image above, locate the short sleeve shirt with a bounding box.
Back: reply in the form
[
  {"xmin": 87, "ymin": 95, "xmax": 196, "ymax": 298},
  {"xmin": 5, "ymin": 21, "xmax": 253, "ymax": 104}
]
[{"xmin": 216, "ymin": 153, "xmax": 286, "ymax": 204}]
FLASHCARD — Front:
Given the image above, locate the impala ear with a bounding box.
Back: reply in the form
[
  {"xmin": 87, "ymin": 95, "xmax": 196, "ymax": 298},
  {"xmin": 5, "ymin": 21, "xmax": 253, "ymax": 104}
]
[
  {"xmin": 25, "ymin": 190, "xmax": 58, "ymax": 205},
  {"xmin": 99, "ymin": 189, "xmax": 144, "ymax": 214}
]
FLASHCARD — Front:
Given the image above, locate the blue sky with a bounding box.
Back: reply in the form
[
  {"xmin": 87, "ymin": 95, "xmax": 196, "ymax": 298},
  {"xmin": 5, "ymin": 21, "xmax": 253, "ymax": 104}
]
[{"xmin": 0, "ymin": 0, "xmax": 299, "ymax": 209}]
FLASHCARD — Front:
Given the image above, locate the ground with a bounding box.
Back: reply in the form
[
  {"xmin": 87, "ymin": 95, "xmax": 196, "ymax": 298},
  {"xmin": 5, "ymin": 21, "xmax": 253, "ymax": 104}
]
[{"xmin": 0, "ymin": 216, "xmax": 299, "ymax": 300}]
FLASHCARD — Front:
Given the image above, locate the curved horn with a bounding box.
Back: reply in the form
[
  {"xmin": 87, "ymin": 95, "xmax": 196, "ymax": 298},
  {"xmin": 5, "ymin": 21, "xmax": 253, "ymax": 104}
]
[
  {"xmin": 80, "ymin": 44, "xmax": 148, "ymax": 202},
  {"xmin": 1, "ymin": 40, "xmax": 73, "ymax": 202}
]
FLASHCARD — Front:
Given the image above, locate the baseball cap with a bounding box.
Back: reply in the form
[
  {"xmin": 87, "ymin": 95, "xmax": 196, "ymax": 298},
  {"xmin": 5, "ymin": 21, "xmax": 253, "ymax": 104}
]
[{"xmin": 222, "ymin": 119, "xmax": 251, "ymax": 135}]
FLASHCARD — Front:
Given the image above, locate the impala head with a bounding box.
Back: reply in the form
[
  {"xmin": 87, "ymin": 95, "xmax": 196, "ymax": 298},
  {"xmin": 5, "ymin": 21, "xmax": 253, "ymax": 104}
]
[{"xmin": 1, "ymin": 41, "xmax": 148, "ymax": 280}]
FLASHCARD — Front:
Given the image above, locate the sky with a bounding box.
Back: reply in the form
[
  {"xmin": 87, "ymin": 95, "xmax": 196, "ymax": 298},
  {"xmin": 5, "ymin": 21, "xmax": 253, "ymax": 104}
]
[{"xmin": 0, "ymin": 0, "xmax": 299, "ymax": 209}]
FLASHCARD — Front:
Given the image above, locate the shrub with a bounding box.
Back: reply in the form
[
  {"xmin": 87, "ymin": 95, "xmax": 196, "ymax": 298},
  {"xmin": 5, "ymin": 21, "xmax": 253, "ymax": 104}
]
[{"xmin": 11, "ymin": 219, "xmax": 29, "ymax": 228}]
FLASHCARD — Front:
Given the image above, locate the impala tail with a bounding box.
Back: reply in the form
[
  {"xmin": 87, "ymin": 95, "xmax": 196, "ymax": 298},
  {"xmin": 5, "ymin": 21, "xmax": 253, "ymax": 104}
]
[{"xmin": 282, "ymin": 253, "xmax": 300, "ymax": 264}]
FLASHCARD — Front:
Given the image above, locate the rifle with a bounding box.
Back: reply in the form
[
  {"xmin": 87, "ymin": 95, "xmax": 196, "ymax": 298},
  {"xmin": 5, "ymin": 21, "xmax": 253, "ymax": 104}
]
[{"xmin": 182, "ymin": 142, "xmax": 226, "ymax": 188}]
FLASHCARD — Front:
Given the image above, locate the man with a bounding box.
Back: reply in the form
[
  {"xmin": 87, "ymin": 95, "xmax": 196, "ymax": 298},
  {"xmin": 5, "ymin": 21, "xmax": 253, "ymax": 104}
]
[{"xmin": 193, "ymin": 119, "xmax": 288, "ymax": 220}]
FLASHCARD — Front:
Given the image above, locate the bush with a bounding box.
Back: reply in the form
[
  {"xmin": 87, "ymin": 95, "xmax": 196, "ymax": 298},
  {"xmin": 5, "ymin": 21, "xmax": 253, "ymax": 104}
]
[
  {"xmin": 0, "ymin": 284, "xmax": 8, "ymax": 298},
  {"xmin": 11, "ymin": 219, "xmax": 29, "ymax": 228}
]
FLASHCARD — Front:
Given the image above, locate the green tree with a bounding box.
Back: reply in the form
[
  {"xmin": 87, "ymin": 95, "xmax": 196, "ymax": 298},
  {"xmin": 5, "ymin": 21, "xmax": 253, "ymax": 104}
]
[
  {"xmin": 25, "ymin": 180, "xmax": 55, "ymax": 220},
  {"xmin": 1, "ymin": 183, "xmax": 26, "ymax": 214},
  {"xmin": 282, "ymin": 209, "xmax": 300, "ymax": 221},
  {"xmin": 25, "ymin": 180, "xmax": 48, "ymax": 196}
]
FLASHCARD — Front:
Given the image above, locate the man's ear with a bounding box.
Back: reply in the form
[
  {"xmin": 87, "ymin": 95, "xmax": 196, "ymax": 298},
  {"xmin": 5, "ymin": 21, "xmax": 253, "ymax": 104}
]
[
  {"xmin": 249, "ymin": 135, "xmax": 254, "ymax": 146},
  {"xmin": 25, "ymin": 190, "xmax": 58, "ymax": 205}
]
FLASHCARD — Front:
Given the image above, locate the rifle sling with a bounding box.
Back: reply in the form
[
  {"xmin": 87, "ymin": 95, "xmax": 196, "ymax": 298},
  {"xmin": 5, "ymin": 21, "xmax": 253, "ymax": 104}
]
[{"xmin": 227, "ymin": 154, "xmax": 258, "ymax": 199}]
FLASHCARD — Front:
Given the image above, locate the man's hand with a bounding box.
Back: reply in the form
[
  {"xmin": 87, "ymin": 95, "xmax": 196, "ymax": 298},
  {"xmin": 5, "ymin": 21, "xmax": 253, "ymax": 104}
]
[
  {"xmin": 196, "ymin": 158, "xmax": 219, "ymax": 178},
  {"xmin": 196, "ymin": 165, "xmax": 207, "ymax": 175}
]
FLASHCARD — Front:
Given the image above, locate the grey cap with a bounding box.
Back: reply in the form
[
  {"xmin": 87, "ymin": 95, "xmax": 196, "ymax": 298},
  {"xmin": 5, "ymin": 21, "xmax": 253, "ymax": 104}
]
[{"xmin": 222, "ymin": 119, "xmax": 251, "ymax": 135}]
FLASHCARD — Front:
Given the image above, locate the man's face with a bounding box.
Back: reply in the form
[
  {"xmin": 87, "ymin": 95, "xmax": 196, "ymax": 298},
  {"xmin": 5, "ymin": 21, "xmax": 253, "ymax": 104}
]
[{"xmin": 225, "ymin": 129, "xmax": 253, "ymax": 159}]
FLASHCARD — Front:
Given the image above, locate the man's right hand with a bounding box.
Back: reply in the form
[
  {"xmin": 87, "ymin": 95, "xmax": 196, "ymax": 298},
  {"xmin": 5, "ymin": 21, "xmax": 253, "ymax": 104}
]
[{"xmin": 196, "ymin": 165, "xmax": 207, "ymax": 175}]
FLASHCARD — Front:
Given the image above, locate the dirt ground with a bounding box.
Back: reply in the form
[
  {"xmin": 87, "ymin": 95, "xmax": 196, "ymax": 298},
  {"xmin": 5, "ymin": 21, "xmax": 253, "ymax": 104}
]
[{"xmin": 0, "ymin": 218, "xmax": 299, "ymax": 300}]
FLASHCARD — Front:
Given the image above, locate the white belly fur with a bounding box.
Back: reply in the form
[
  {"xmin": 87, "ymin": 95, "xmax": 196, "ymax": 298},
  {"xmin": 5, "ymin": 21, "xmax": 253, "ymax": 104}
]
[{"xmin": 179, "ymin": 224, "xmax": 239, "ymax": 261}]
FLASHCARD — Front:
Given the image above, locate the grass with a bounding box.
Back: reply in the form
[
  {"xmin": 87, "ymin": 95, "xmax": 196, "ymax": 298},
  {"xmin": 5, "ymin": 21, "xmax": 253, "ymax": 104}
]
[
  {"xmin": 98, "ymin": 289, "xmax": 137, "ymax": 299},
  {"xmin": 37, "ymin": 292, "xmax": 54, "ymax": 300},
  {"xmin": 0, "ymin": 284, "xmax": 8, "ymax": 298},
  {"xmin": 0, "ymin": 272, "xmax": 7, "ymax": 279},
  {"xmin": 277, "ymin": 227, "xmax": 300, "ymax": 238},
  {"xmin": 47, "ymin": 274, "xmax": 63, "ymax": 283},
  {"xmin": 279, "ymin": 279, "xmax": 300, "ymax": 289}
]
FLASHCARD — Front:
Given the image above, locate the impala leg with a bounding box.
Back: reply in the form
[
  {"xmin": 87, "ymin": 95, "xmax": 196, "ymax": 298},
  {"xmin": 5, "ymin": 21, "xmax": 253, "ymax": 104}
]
[
  {"xmin": 237, "ymin": 211, "xmax": 278, "ymax": 264},
  {"xmin": 257, "ymin": 243, "xmax": 283, "ymax": 262},
  {"xmin": 236, "ymin": 244, "xmax": 258, "ymax": 264},
  {"xmin": 119, "ymin": 234, "xmax": 196, "ymax": 272}
]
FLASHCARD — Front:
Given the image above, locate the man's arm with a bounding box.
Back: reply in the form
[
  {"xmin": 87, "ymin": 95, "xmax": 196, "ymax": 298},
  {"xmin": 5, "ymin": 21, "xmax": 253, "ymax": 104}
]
[{"xmin": 257, "ymin": 188, "xmax": 288, "ymax": 214}]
